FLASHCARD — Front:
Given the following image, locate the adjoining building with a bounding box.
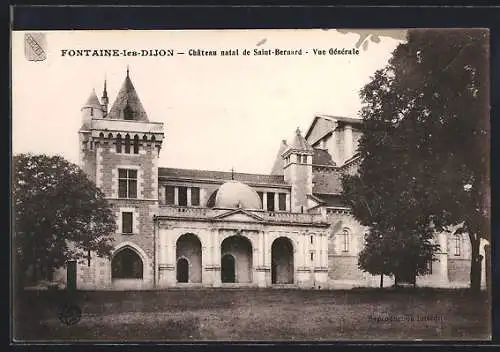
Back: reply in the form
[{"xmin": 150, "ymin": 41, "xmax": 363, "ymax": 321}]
[{"xmin": 59, "ymin": 70, "xmax": 487, "ymax": 290}]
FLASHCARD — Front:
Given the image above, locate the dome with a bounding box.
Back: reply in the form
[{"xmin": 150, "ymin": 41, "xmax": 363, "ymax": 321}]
[{"xmin": 213, "ymin": 181, "xmax": 262, "ymax": 210}]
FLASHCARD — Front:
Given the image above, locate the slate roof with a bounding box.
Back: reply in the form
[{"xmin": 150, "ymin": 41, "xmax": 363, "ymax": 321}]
[
  {"xmin": 270, "ymin": 140, "xmax": 289, "ymax": 175},
  {"xmin": 312, "ymin": 149, "xmax": 336, "ymax": 167},
  {"xmin": 287, "ymin": 127, "xmax": 314, "ymax": 152},
  {"xmin": 107, "ymin": 72, "xmax": 149, "ymax": 121},
  {"xmin": 313, "ymin": 193, "xmax": 348, "ymax": 207},
  {"xmin": 305, "ymin": 114, "xmax": 363, "ymax": 145},
  {"xmin": 159, "ymin": 167, "xmax": 287, "ymax": 185},
  {"xmin": 83, "ymin": 90, "xmax": 102, "ymax": 109},
  {"xmin": 312, "ymin": 169, "xmax": 343, "ymax": 194}
]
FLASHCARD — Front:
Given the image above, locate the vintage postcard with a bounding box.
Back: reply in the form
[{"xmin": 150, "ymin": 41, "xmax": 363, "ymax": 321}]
[{"xmin": 11, "ymin": 29, "xmax": 491, "ymax": 342}]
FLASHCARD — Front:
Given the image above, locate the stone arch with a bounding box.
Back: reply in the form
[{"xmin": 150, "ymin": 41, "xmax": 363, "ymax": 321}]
[
  {"xmin": 133, "ymin": 134, "xmax": 140, "ymax": 154},
  {"xmin": 99, "ymin": 132, "xmax": 105, "ymax": 138},
  {"xmin": 271, "ymin": 236, "xmax": 294, "ymax": 284},
  {"xmin": 108, "ymin": 133, "xmax": 113, "ymax": 139},
  {"xmin": 176, "ymin": 233, "xmax": 202, "ymax": 283},
  {"xmin": 221, "ymin": 235, "xmax": 253, "ymax": 283},
  {"xmin": 111, "ymin": 245, "xmax": 144, "ymax": 279},
  {"xmin": 151, "ymin": 135, "xmax": 156, "ymax": 142}
]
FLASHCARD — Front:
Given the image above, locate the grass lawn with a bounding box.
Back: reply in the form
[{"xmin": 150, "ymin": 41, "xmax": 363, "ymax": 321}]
[{"xmin": 13, "ymin": 288, "xmax": 490, "ymax": 342}]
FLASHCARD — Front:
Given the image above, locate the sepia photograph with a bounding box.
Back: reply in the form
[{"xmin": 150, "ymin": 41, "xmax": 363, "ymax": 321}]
[{"xmin": 11, "ymin": 28, "xmax": 491, "ymax": 342}]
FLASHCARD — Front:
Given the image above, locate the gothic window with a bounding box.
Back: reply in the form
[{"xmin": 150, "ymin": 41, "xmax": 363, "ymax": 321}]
[
  {"xmin": 267, "ymin": 192, "xmax": 275, "ymax": 211},
  {"xmin": 122, "ymin": 212, "xmax": 133, "ymax": 234},
  {"xmin": 118, "ymin": 169, "xmax": 138, "ymax": 198},
  {"xmin": 191, "ymin": 187, "xmax": 200, "ymax": 206},
  {"xmin": 165, "ymin": 186, "xmax": 175, "ymax": 205},
  {"xmin": 310, "ymin": 235, "xmax": 314, "ymax": 244},
  {"xmin": 111, "ymin": 248, "xmax": 143, "ymax": 279},
  {"xmin": 123, "ymin": 104, "xmax": 134, "ymax": 120},
  {"xmin": 133, "ymin": 135, "xmax": 139, "ymax": 154},
  {"xmin": 279, "ymin": 193, "xmax": 287, "ymax": 211},
  {"xmin": 310, "ymin": 252, "xmax": 314, "ymax": 262},
  {"xmin": 342, "ymin": 229, "xmax": 350, "ymax": 252},
  {"xmin": 116, "ymin": 134, "xmax": 122, "ymax": 153},
  {"xmin": 124, "ymin": 134, "xmax": 131, "ymax": 154},
  {"xmin": 178, "ymin": 186, "xmax": 187, "ymax": 206},
  {"xmin": 454, "ymin": 234, "xmax": 461, "ymax": 256},
  {"xmin": 426, "ymin": 259, "xmax": 433, "ymax": 275}
]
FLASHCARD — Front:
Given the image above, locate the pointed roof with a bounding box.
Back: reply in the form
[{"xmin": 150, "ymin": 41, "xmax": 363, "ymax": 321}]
[
  {"xmin": 83, "ymin": 89, "xmax": 102, "ymax": 109},
  {"xmin": 270, "ymin": 139, "xmax": 289, "ymax": 175},
  {"xmin": 287, "ymin": 127, "xmax": 314, "ymax": 152},
  {"xmin": 107, "ymin": 70, "xmax": 149, "ymax": 121}
]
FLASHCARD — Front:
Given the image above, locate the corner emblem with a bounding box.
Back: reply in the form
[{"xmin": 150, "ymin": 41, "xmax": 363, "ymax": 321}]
[{"xmin": 24, "ymin": 32, "xmax": 47, "ymax": 62}]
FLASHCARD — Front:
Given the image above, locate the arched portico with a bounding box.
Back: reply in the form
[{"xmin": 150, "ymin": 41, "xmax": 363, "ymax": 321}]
[
  {"xmin": 176, "ymin": 233, "xmax": 202, "ymax": 283},
  {"xmin": 220, "ymin": 235, "xmax": 253, "ymax": 283},
  {"xmin": 271, "ymin": 237, "xmax": 294, "ymax": 284}
]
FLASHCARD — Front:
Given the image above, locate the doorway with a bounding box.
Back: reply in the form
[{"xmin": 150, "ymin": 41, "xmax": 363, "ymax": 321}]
[
  {"xmin": 221, "ymin": 254, "xmax": 236, "ymax": 283},
  {"xmin": 177, "ymin": 258, "xmax": 189, "ymax": 283}
]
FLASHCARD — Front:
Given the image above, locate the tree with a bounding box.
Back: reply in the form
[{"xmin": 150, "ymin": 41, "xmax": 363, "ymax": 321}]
[
  {"xmin": 13, "ymin": 153, "xmax": 116, "ymax": 287},
  {"xmin": 342, "ymin": 29, "xmax": 489, "ymax": 291}
]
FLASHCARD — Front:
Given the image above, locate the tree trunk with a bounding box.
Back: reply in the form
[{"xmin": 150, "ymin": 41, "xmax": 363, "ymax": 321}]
[
  {"xmin": 469, "ymin": 234, "xmax": 482, "ymax": 292},
  {"xmin": 380, "ymin": 274, "xmax": 384, "ymax": 288}
]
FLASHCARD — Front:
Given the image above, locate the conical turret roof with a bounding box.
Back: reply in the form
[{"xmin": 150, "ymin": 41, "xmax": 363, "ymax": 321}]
[
  {"xmin": 107, "ymin": 70, "xmax": 149, "ymax": 121},
  {"xmin": 83, "ymin": 89, "xmax": 102, "ymax": 109},
  {"xmin": 288, "ymin": 127, "xmax": 314, "ymax": 152},
  {"xmin": 270, "ymin": 139, "xmax": 289, "ymax": 175}
]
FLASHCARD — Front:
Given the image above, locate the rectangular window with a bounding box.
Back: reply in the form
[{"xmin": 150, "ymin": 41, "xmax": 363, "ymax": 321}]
[
  {"xmin": 257, "ymin": 192, "xmax": 263, "ymax": 208},
  {"xmin": 267, "ymin": 192, "xmax": 275, "ymax": 211},
  {"xmin": 118, "ymin": 169, "xmax": 137, "ymax": 198},
  {"xmin": 165, "ymin": 186, "xmax": 175, "ymax": 205},
  {"xmin": 191, "ymin": 187, "xmax": 200, "ymax": 206},
  {"xmin": 178, "ymin": 186, "xmax": 187, "ymax": 206},
  {"xmin": 454, "ymin": 235, "xmax": 461, "ymax": 256},
  {"xmin": 278, "ymin": 193, "xmax": 286, "ymax": 211},
  {"xmin": 342, "ymin": 230, "xmax": 349, "ymax": 252},
  {"xmin": 122, "ymin": 212, "xmax": 133, "ymax": 234}
]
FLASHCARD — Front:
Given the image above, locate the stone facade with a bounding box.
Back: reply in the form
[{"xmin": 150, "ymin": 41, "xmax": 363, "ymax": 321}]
[{"xmin": 53, "ymin": 73, "xmax": 488, "ymax": 291}]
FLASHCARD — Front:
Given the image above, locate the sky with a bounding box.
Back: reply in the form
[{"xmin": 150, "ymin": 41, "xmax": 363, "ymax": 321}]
[{"xmin": 12, "ymin": 29, "xmax": 404, "ymax": 174}]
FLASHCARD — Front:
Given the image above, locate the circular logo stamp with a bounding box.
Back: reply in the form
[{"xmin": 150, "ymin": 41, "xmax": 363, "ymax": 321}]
[{"xmin": 57, "ymin": 303, "xmax": 82, "ymax": 325}]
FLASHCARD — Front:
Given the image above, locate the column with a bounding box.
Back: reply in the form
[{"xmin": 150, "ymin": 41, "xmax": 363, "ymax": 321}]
[
  {"xmin": 286, "ymin": 193, "xmax": 291, "ymax": 212},
  {"xmin": 187, "ymin": 187, "xmax": 192, "ymax": 206},
  {"xmin": 274, "ymin": 193, "xmax": 279, "ymax": 212},
  {"xmin": 212, "ymin": 229, "xmax": 221, "ymax": 287},
  {"xmin": 174, "ymin": 187, "xmax": 179, "ymax": 205},
  {"xmin": 259, "ymin": 231, "xmax": 265, "ymax": 266},
  {"xmin": 263, "ymin": 192, "xmax": 268, "ymax": 211}
]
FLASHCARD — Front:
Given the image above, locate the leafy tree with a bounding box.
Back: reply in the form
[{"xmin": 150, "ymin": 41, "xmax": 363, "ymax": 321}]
[
  {"xmin": 13, "ymin": 153, "xmax": 116, "ymax": 286},
  {"xmin": 342, "ymin": 29, "xmax": 489, "ymax": 291}
]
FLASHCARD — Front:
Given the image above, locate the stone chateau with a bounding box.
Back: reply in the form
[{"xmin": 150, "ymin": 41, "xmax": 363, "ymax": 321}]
[{"xmin": 57, "ymin": 70, "xmax": 487, "ymax": 290}]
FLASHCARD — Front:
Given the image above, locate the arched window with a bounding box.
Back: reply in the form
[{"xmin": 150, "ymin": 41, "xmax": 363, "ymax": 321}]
[
  {"xmin": 342, "ymin": 229, "xmax": 350, "ymax": 252},
  {"xmin": 454, "ymin": 234, "xmax": 461, "ymax": 256},
  {"xmin": 133, "ymin": 135, "xmax": 139, "ymax": 154},
  {"xmin": 116, "ymin": 134, "xmax": 122, "ymax": 153},
  {"xmin": 124, "ymin": 134, "xmax": 131, "ymax": 154},
  {"xmin": 111, "ymin": 247, "xmax": 143, "ymax": 279}
]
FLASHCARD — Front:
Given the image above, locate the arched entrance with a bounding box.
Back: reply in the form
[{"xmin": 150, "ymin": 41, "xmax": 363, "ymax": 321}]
[
  {"xmin": 221, "ymin": 254, "xmax": 236, "ymax": 283},
  {"xmin": 221, "ymin": 235, "xmax": 253, "ymax": 283},
  {"xmin": 111, "ymin": 247, "xmax": 143, "ymax": 279},
  {"xmin": 177, "ymin": 258, "xmax": 189, "ymax": 283},
  {"xmin": 176, "ymin": 233, "xmax": 202, "ymax": 283},
  {"xmin": 271, "ymin": 237, "xmax": 294, "ymax": 284}
]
